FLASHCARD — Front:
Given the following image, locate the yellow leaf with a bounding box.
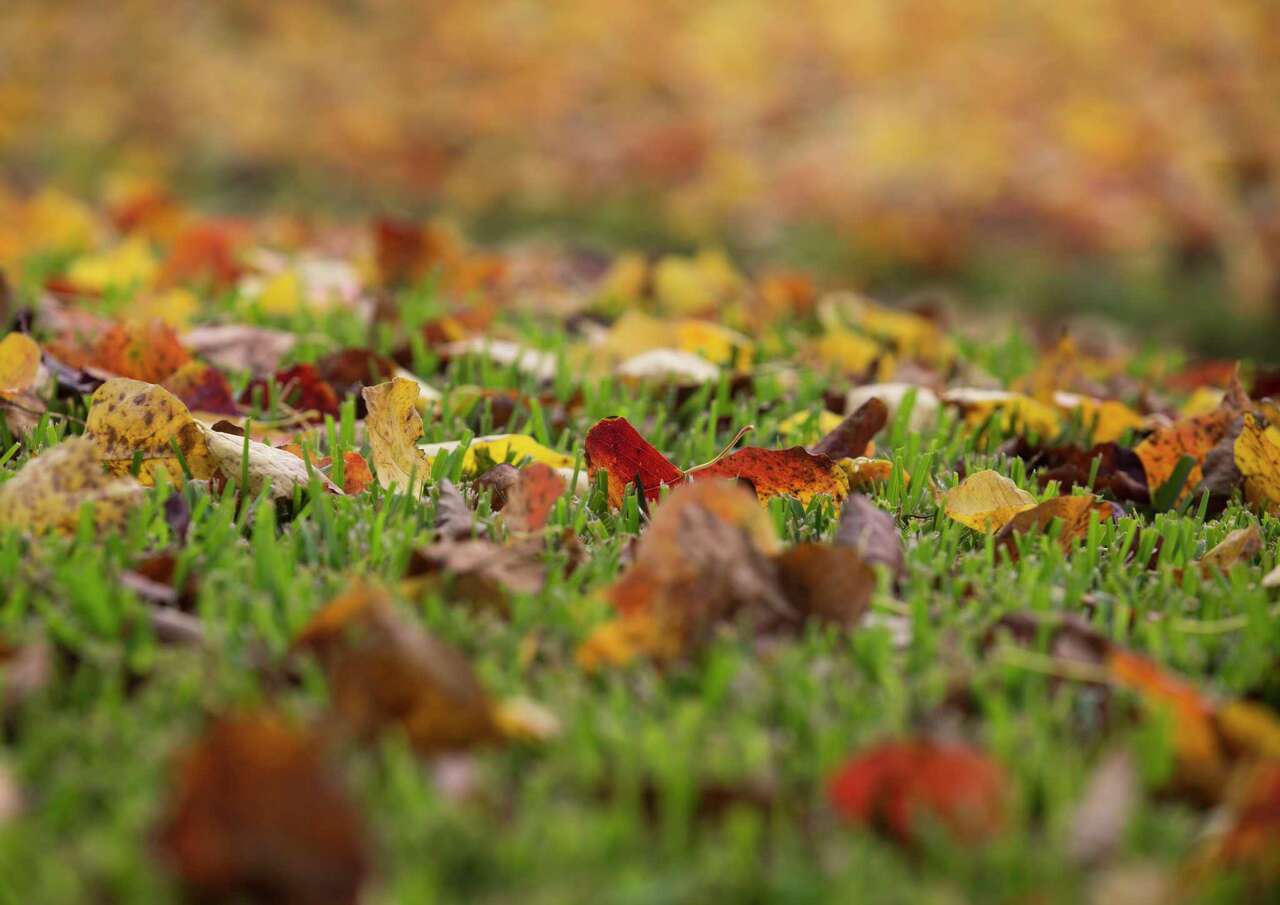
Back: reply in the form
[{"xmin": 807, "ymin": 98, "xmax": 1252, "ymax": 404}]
[
  {"xmin": 1054, "ymin": 393, "xmax": 1145, "ymax": 443},
  {"xmin": 777, "ymin": 409, "xmax": 845, "ymax": 443},
  {"xmin": 129, "ymin": 288, "xmax": 198, "ymax": 330},
  {"xmin": 88, "ymin": 378, "xmax": 337, "ymax": 499},
  {"xmin": 943, "ymin": 470, "xmax": 1037, "ymax": 533},
  {"xmin": 0, "ymin": 333, "xmax": 42, "ymax": 392},
  {"xmin": 420, "ymin": 434, "xmax": 574, "ymax": 476},
  {"xmin": 652, "ymin": 249, "xmax": 742, "ymax": 315},
  {"xmin": 0, "ymin": 437, "xmax": 145, "ymax": 535},
  {"xmin": 67, "ymin": 236, "xmax": 157, "ymax": 291},
  {"xmin": 945, "ymin": 389, "xmax": 1063, "ymax": 439},
  {"xmin": 1199, "ymin": 523, "xmax": 1262, "ymax": 573},
  {"xmin": 1181, "ymin": 386, "xmax": 1224, "ymax": 418},
  {"xmin": 361, "ymin": 377, "xmax": 432, "ymax": 495},
  {"xmin": 257, "ymin": 270, "xmax": 303, "ymax": 315},
  {"xmin": 87, "ymin": 379, "xmax": 217, "ymax": 485},
  {"xmin": 1234, "ymin": 415, "xmax": 1280, "ymax": 515},
  {"xmin": 810, "ymin": 327, "xmax": 887, "ymax": 376}
]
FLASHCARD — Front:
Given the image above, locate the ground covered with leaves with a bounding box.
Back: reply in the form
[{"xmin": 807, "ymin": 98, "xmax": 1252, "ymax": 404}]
[{"xmin": 1, "ymin": 193, "xmax": 1280, "ymax": 903}]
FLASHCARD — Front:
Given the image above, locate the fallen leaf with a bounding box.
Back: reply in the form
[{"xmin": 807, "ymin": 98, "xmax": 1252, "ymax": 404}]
[
  {"xmin": 153, "ymin": 713, "xmax": 369, "ymax": 905},
  {"xmin": 182, "ymin": 324, "xmax": 296, "ymax": 376},
  {"xmin": 361, "ymin": 377, "xmax": 432, "ymax": 494},
  {"xmin": 242, "ymin": 363, "xmax": 341, "ymax": 419},
  {"xmin": 1197, "ymin": 523, "xmax": 1263, "ymax": 575},
  {"xmin": 994, "ymin": 494, "xmax": 1118, "ymax": 559},
  {"xmin": 1193, "ymin": 761, "xmax": 1280, "ymax": 886},
  {"xmin": 294, "ymin": 583, "xmax": 552, "ymax": 752},
  {"xmin": 87, "ymin": 379, "xmax": 339, "ymax": 498},
  {"xmin": 405, "ymin": 539, "xmax": 544, "ymax": 615},
  {"xmin": 616, "ymin": 348, "xmax": 720, "ymax": 384},
  {"xmin": 0, "ymin": 437, "xmax": 146, "ymax": 534},
  {"xmin": 50, "ymin": 319, "xmax": 190, "ymax": 383},
  {"xmin": 475, "ymin": 463, "xmax": 520, "ymax": 510},
  {"xmin": 828, "ymin": 739, "xmax": 1006, "ymax": 845},
  {"xmin": 689, "ymin": 445, "xmax": 850, "ymax": 504},
  {"xmin": 1135, "ymin": 375, "xmax": 1248, "ymax": 502},
  {"xmin": 160, "ymin": 361, "xmax": 240, "ymax": 417},
  {"xmin": 809, "ymin": 396, "xmax": 888, "ymax": 461},
  {"xmin": 942, "ymin": 470, "xmax": 1037, "ymax": 533},
  {"xmin": 944, "ymin": 388, "xmax": 1062, "ymax": 439},
  {"xmin": 433, "ymin": 480, "xmax": 474, "ymax": 540},
  {"xmin": 420, "ymin": 434, "xmax": 575, "ymax": 476},
  {"xmin": 0, "ymin": 332, "xmax": 47, "ymax": 436},
  {"xmin": 835, "ymin": 494, "xmax": 905, "ymax": 579},
  {"xmin": 579, "ymin": 481, "xmax": 786, "ymax": 668},
  {"xmin": 773, "ymin": 544, "xmax": 875, "ymax": 628},
  {"xmin": 584, "ymin": 416, "xmax": 685, "ymax": 507},
  {"xmin": 503, "ymin": 462, "xmax": 566, "ymax": 533},
  {"xmin": 1234, "ymin": 414, "xmax": 1280, "ymax": 515},
  {"xmin": 1005, "ymin": 438, "xmax": 1149, "ymax": 504}
]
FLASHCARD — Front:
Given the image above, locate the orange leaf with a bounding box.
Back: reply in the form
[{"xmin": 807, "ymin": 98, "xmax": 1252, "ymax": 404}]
[
  {"xmin": 503, "ymin": 462, "xmax": 566, "ymax": 533},
  {"xmin": 154, "ymin": 713, "xmax": 369, "ymax": 905},
  {"xmin": 689, "ymin": 446, "xmax": 849, "ymax": 504},
  {"xmin": 1134, "ymin": 375, "xmax": 1247, "ymax": 501},
  {"xmin": 828, "ymin": 739, "xmax": 1007, "ymax": 845}
]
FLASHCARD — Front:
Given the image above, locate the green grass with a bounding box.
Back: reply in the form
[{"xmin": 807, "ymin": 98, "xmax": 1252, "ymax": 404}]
[{"xmin": 0, "ymin": 281, "xmax": 1277, "ymax": 904}]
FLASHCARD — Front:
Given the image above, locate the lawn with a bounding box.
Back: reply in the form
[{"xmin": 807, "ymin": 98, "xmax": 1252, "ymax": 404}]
[{"xmin": 0, "ymin": 199, "xmax": 1278, "ymax": 904}]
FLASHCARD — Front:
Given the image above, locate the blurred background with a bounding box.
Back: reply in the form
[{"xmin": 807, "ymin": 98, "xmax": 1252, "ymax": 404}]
[{"xmin": 2, "ymin": 0, "xmax": 1279, "ymax": 353}]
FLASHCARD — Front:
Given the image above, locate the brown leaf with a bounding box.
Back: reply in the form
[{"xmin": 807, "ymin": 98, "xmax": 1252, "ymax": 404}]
[
  {"xmin": 153, "ymin": 713, "xmax": 370, "ymax": 905},
  {"xmin": 773, "ymin": 544, "xmax": 875, "ymax": 628},
  {"xmin": 182, "ymin": 324, "xmax": 296, "ymax": 377},
  {"xmin": 994, "ymin": 494, "xmax": 1119, "ymax": 560},
  {"xmin": 475, "ymin": 463, "xmax": 520, "ymax": 510},
  {"xmin": 835, "ymin": 494, "xmax": 905, "ymax": 579},
  {"xmin": 809, "ymin": 396, "xmax": 888, "ymax": 460},
  {"xmin": 433, "ymin": 480, "xmax": 475, "ymax": 540},
  {"xmin": 293, "ymin": 583, "xmax": 502, "ymax": 752},
  {"xmin": 578, "ymin": 481, "xmax": 786, "ymax": 669},
  {"xmin": 1194, "ymin": 522, "xmax": 1263, "ymax": 577},
  {"xmin": 405, "ymin": 539, "xmax": 544, "ymax": 615}
]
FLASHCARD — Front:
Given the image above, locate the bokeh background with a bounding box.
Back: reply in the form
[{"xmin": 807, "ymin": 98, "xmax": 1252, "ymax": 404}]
[{"xmin": 3, "ymin": 0, "xmax": 1279, "ymax": 352}]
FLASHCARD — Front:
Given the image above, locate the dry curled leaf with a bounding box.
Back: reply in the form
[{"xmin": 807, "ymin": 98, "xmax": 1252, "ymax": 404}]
[
  {"xmin": 809, "ymin": 396, "xmax": 888, "ymax": 461},
  {"xmin": 160, "ymin": 361, "xmax": 240, "ymax": 417},
  {"xmin": 153, "ymin": 713, "xmax": 370, "ymax": 905},
  {"xmin": 773, "ymin": 543, "xmax": 875, "ymax": 628},
  {"xmin": 361, "ymin": 377, "xmax": 432, "ymax": 494},
  {"xmin": 828, "ymin": 739, "xmax": 1007, "ymax": 845},
  {"xmin": 432, "ymin": 479, "xmax": 475, "ymax": 540},
  {"xmin": 0, "ymin": 436, "xmax": 146, "ymax": 534},
  {"xmin": 942, "ymin": 470, "xmax": 1036, "ymax": 533}
]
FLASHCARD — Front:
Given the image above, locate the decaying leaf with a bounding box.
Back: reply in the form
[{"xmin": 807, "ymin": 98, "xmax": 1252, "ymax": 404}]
[
  {"xmin": 50, "ymin": 319, "xmax": 190, "ymax": 383},
  {"xmin": 835, "ymin": 494, "xmax": 905, "ymax": 580},
  {"xmin": 1234, "ymin": 414, "xmax": 1280, "ymax": 514},
  {"xmin": 361, "ymin": 377, "xmax": 432, "ymax": 494},
  {"xmin": 0, "ymin": 437, "xmax": 146, "ymax": 534},
  {"xmin": 994, "ymin": 493, "xmax": 1118, "ymax": 559},
  {"xmin": 828, "ymin": 739, "xmax": 1007, "ymax": 845},
  {"xmin": 293, "ymin": 583, "xmax": 554, "ymax": 752},
  {"xmin": 942, "ymin": 470, "xmax": 1037, "ymax": 533},
  {"xmin": 160, "ymin": 361, "xmax": 240, "ymax": 417},
  {"xmin": 153, "ymin": 713, "xmax": 370, "ymax": 905},
  {"xmin": 88, "ymin": 379, "xmax": 338, "ymax": 499},
  {"xmin": 1135, "ymin": 376, "xmax": 1248, "ymax": 502},
  {"xmin": 182, "ymin": 324, "xmax": 296, "ymax": 376}
]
